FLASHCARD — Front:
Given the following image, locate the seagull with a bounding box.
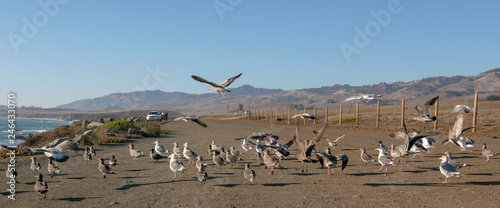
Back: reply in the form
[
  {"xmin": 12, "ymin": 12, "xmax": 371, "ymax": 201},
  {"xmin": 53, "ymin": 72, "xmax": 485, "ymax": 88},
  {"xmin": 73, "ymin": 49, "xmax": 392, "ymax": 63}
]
[
  {"xmin": 225, "ymin": 149, "xmax": 238, "ymax": 166},
  {"xmin": 89, "ymin": 146, "xmax": 96, "ymax": 156},
  {"xmin": 195, "ymin": 155, "xmax": 207, "ymax": 172},
  {"xmin": 443, "ymin": 151, "xmax": 468, "ymax": 168},
  {"xmin": 83, "ymin": 147, "xmax": 93, "ymax": 162},
  {"xmin": 344, "ymin": 94, "xmax": 385, "ymax": 103},
  {"xmin": 1, "ymin": 130, "xmax": 92, "ymax": 163},
  {"xmin": 173, "ymin": 142, "xmax": 183, "ymax": 157},
  {"xmin": 244, "ymin": 163, "xmax": 256, "ymax": 182},
  {"xmin": 128, "ymin": 143, "xmax": 144, "ymax": 160},
  {"xmin": 413, "ymin": 96, "xmax": 439, "ymax": 122},
  {"xmin": 47, "ymin": 158, "xmax": 60, "ymax": 178},
  {"xmin": 30, "ymin": 157, "xmax": 41, "ymax": 172},
  {"xmin": 278, "ymin": 113, "xmax": 316, "ymax": 121},
  {"xmin": 98, "ymin": 158, "xmax": 116, "ymax": 178},
  {"xmin": 263, "ymin": 149, "xmax": 280, "ymax": 175},
  {"xmin": 442, "ymin": 114, "xmax": 481, "ymax": 154},
  {"xmin": 6, "ymin": 165, "xmax": 18, "ymax": 183},
  {"xmin": 324, "ymin": 134, "xmax": 346, "ymax": 147},
  {"xmin": 169, "ymin": 153, "xmax": 186, "ymax": 179},
  {"xmin": 109, "ymin": 155, "xmax": 117, "ymax": 166},
  {"xmin": 449, "ymin": 105, "xmax": 474, "ymax": 113},
  {"xmin": 316, "ymin": 147, "xmax": 338, "ymax": 175},
  {"xmin": 292, "ymin": 124, "xmax": 326, "ymax": 172},
  {"xmin": 375, "ymin": 146, "xmax": 396, "ymax": 172},
  {"xmin": 150, "ymin": 148, "xmax": 167, "ymax": 162},
  {"xmin": 241, "ymin": 139, "xmax": 253, "ymax": 153},
  {"xmin": 212, "ymin": 150, "xmax": 225, "ymax": 166},
  {"xmin": 482, "ymin": 143, "xmax": 497, "ymax": 162},
  {"xmin": 154, "ymin": 141, "xmax": 169, "ymax": 155},
  {"xmin": 183, "ymin": 142, "xmax": 198, "ymax": 166},
  {"xmin": 439, "ymin": 155, "xmax": 463, "ymax": 183},
  {"xmin": 359, "ymin": 148, "xmax": 375, "ymax": 165},
  {"xmin": 191, "ymin": 73, "xmax": 242, "ymax": 95},
  {"xmin": 197, "ymin": 162, "xmax": 208, "ymax": 183},
  {"xmin": 173, "ymin": 116, "xmax": 207, "ymax": 128},
  {"xmin": 34, "ymin": 173, "xmax": 49, "ymax": 199}
]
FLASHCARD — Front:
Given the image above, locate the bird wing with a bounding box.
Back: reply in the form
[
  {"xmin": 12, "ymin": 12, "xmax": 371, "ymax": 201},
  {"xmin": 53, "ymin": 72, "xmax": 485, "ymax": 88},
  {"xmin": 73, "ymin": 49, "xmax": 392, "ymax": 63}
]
[
  {"xmin": 54, "ymin": 130, "xmax": 91, "ymax": 152},
  {"xmin": 191, "ymin": 75, "xmax": 222, "ymax": 87},
  {"xmin": 415, "ymin": 105, "xmax": 424, "ymax": 116},
  {"xmin": 449, "ymin": 105, "xmax": 471, "ymax": 113},
  {"xmin": 220, "ymin": 73, "xmax": 242, "ymax": 87},
  {"xmin": 423, "ymin": 96, "xmax": 439, "ymax": 115},
  {"xmin": 293, "ymin": 126, "xmax": 306, "ymax": 156},
  {"xmin": 333, "ymin": 134, "xmax": 346, "ymax": 143},
  {"xmin": 335, "ymin": 154, "xmax": 348, "ymax": 170},
  {"xmin": 344, "ymin": 96, "xmax": 361, "ymax": 102},
  {"xmin": 450, "ymin": 114, "xmax": 464, "ymax": 139},
  {"xmin": 308, "ymin": 123, "xmax": 328, "ymax": 147},
  {"xmin": 282, "ymin": 139, "xmax": 294, "ymax": 150}
]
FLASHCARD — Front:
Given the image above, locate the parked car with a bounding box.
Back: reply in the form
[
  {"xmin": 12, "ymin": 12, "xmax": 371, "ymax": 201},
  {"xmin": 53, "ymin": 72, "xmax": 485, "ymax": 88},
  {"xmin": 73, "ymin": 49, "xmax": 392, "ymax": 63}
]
[{"xmin": 146, "ymin": 111, "xmax": 162, "ymax": 121}]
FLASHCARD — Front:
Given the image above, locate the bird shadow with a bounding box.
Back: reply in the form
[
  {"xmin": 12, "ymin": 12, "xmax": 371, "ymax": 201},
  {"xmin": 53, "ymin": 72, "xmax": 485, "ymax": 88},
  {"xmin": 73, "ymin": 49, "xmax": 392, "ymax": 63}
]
[
  {"xmin": 364, "ymin": 182, "xmax": 442, "ymax": 187},
  {"xmin": 58, "ymin": 196, "xmax": 101, "ymax": 202},
  {"xmin": 212, "ymin": 172, "xmax": 235, "ymax": 175},
  {"xmin": 2, "ymin": 191, "xmax": 28, "ymax": 196},
  {"xmin": 290, "ymin": 173, "xmax": 319, "ymax": 176},
  {"xmin": 465, "ymin": 181, "xmax": 500, "ymax": 186},
  {"xmin": 213, "ymin": 183, "xmax": 239, "ymax": 188},
  {"xmin": 418, "ymin": 167, "xmax": 440, "ymax": 171},
  {"xmin": 119, "ymin": 176, "xmax": 144, "ymax": 179},
  {"xmin": 66, "ymin": 177, "xmax": 87, "ymax": 180},
  {"xmin": 115, "ymin": 181, "xmax": 172, "ymax": 191},
  {"xmin": 261, "ymin": 183, "xmax": 300, "ymax": 187},
  {"xmin": 402, "ymin": 170, "xmax": 427, "ymax": 174},
  {"xmin": 468, "ymin": 173, "xmax": 493, "ymax": 176},
  {"xmin": 347, "ymin": 172, "xmax": 393, "ymax": 177},
  {"xmin": 124, "ymin": 169, "xmax": 147, "ymax": 172}
]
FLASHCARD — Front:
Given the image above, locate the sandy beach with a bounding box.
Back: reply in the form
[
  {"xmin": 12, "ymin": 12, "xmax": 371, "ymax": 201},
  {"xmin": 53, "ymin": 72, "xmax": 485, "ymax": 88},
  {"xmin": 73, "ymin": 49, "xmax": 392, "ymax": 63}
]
[{"xmin": 2, "ymin": 118, "xmax": 500, "ymax": 207}]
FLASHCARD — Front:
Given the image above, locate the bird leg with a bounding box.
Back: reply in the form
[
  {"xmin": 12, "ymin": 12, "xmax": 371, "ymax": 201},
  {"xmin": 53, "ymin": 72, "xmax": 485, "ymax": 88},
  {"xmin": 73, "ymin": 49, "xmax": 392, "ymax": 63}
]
[
  {"xmin": 377, "ymin": 165, "xmax": 384, "ymax": 172},
  {"xmin": 384, "ymin": 166, "xmax": 389, "ymax": 172},
  {"xmin": 270, "ymin": 167, "xmax": 275, "ymax": 175},
  {"xmin": 328, "ymin": 168, "xmax": 334, "ymax": 175},
  {"xmin": 470, "ymin": 150, "xmax": 474, "ymax": 155}
]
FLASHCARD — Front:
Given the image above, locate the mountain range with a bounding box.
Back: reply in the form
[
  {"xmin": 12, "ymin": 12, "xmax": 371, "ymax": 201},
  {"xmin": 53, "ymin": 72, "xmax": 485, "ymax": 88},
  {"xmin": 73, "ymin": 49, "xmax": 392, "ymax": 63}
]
[{"xmin": 57, "ymin": 68, "xmax": 500, "ymax": 111}]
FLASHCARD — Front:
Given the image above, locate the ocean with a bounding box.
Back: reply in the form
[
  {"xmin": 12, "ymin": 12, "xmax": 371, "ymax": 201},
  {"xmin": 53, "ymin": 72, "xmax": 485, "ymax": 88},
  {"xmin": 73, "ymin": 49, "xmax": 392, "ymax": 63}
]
[{"xmin": 0, "ymin": 117, "xmax": 71, "ymax": 146}]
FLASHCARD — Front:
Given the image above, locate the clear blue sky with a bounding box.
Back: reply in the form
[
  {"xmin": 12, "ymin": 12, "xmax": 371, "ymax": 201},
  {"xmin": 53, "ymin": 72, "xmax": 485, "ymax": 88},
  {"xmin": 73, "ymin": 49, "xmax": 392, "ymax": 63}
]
[{"xmin": 1, "ymin": 1, "xmax": 499, "ymax": 108}]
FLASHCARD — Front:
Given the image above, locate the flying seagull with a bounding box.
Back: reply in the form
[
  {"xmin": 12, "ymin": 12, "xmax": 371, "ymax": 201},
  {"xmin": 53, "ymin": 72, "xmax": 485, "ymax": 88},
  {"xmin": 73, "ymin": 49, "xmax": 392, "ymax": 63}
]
[
  {"xmin": 344, "ymin": 94, "xmax": 385, "ymax": 103},
  {"xmin": 172, "ymin": 116, "xmax": 207, "ymax": 128},
  {"xmin": 2, "ymin": 130, "xmax": 92, "ymax": 163},
  {"xmin": 191, "ymin": 73, "xmax": 242, "ymax": 95},
  {"xmin": 413, "ymin": 96, "xmax": 439, "ymax": 122},
  {"xmin": 448, "ymin": 105, "xmax": 474, "ymax": 113}
]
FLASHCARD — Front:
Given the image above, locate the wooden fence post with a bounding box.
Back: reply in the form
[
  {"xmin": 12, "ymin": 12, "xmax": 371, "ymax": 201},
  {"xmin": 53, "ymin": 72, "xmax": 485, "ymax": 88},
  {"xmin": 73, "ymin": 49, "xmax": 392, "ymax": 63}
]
[
  {"xmin": 303, "ymin": 108, "xmax": 307, "ymax": 126},
  {"xmin": 473, "ymin": 92, "xmax": 479, "ymax": 133},
  {"xmin": 356, "ymin": 103, "xmax": 359, "ymax": 127},
  {"xmin": 339, "ymin": 104, "xmax": 343, "ymax": 126},
  {"xmin": 401, "ymin": 98, "xmax": 405, "ymax": 128},
  {"xmin": 325, "ymin": 106, "xmax": 329, "ymax": 124},
  {"xmin": 376, "ymin": 101, "xmax": 380, "ymax": 128},
  {"xmin": 434, "ymin": 97, "xmax": 439, "ymax": 131},
  {"xmin": 313, "ymin": 107, "xmax": 317, "ymax": 125}
]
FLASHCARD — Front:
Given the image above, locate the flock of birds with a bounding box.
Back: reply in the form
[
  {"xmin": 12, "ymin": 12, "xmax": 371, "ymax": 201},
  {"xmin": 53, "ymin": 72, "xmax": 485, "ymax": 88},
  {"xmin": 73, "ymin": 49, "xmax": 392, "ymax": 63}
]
[{"xmin": 3, "ymin": 73, "xmax": 498, "ymax": 200}]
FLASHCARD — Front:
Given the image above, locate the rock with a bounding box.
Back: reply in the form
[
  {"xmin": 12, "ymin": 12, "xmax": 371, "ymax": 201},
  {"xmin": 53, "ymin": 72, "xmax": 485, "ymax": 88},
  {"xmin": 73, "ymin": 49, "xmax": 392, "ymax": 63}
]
[
  {"xmin": 128, "ymin": 128, "xmax": 143, "ymax": 136},
  {"xmin": 104, "ymin": 118, "xmax": 115, "ymax": 123},
  {"xmin": 87, "ymin": 122, "xmax": 103, "ymax": 129}
]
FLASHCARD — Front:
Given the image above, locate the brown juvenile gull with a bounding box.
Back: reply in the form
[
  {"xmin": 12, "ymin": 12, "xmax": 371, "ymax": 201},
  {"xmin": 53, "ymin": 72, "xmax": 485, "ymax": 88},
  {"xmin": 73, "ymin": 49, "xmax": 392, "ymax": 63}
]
[
  {"xmin": 439, "ymin": 155, "xmax": 463, "ymax": 183},
  {"xmin": 89, "ymin": 145, "xmax": 96, "ymax": 156},
  {"xmin": 344, "ymin": 94, "xmax": 385, "ymax": 103},
  {"xmin": 293, "ymin": 124, "xmax": 326, "ymax": 172},
  {"xmin": 316, "ymin": 147, "xmax": 338, "ymax": 175},
  {"xmin": 244, "ymin": 163, "xmax": 256, "ymax": 182},
  {"xmin": 2, "ymin": 130, "xmax": 92, "ymax": 163},
  {"xmin": 413, "ymin": 96, "xmax": 439, "ymax": 122},
  {"xmin": 47, "ymin": 158, "xmax": 60, "ymax": 178},
  {"xmin": 197, "ymin": 163, "xmax": 208, "ymax": 183},
  {"xmin": 30, "ymin": 157, "xmax": 41, "ymax": 172},
  {"xmin": 225, "ymin": 149, "xmax": 238, "ymax": 166},
  {"xmin": 183, "ymin": 142, "xmax": 199, "ymax": 165},
  {"xmin": 448, "ymin": 104, "xmax": 474, "ymax": 113},
  {"xmin": 482, "ymin": 143, "xmax": 498, "ymax": 162},
  {"xmin": 173, "ymin": 116, "xmax": 208, "ymax": 128},
  {"xmin": 263, "ymin": 149, "xmax": 280, "ymax": 175},
  {"xmin": 359, "ymin": 148, "xmax": 375, "ymax": 165},
  {"xmin": 150, "ymin": 148, "xmax": 167, "ymax": 162},
  {"xmin": 83, "ymin": 147, "xmax": 92, "ymax": 162},
  {"xmin": 212, "ymin": 150, "xmax": 226, "ymax": 166},
  {"xmin": 98, "ymin": 158, "xmax": 116, "ymax": 178},
  {"xmin": 443, "ymin": 151, "xmax": 468, "ymax": 168},
  {"xmin": 34, "ymin": 173, "xmax": 49, "ymax": 199},
  {"xmin": 375, "ymin": 146, "xmax": 396, "ymax": 172},
  {"xmin": 169, "ymin": 153, "xmax": 186, "ymax": 179},
  {"xmin": 191, "ymin": 73, "xmax": 242, "ymax": 95},
  {"xmin": 6, "ymin": 164, "xmax": 18, "ymax": 183},
  {"xmin": 173, "ymin": 142, "xmax": 183, "ymax": 157},
  {"xmin": 128, "ymin": 143, "xmax": 144, "ymax": 160},
  {"xmin": 109, "ymin": 155, "xmax": 117, "ymax": 166},
  {"xmin": 195, "ymin": 155, "xmax": 207, "ymax": 172}
]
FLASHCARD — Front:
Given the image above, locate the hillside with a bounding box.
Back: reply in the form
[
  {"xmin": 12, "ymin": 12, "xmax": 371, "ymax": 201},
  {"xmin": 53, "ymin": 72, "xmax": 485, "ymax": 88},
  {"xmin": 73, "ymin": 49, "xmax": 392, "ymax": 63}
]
[{"xmin": 56, "ymin": 70, "xmax": 500, "ymax": 111}]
